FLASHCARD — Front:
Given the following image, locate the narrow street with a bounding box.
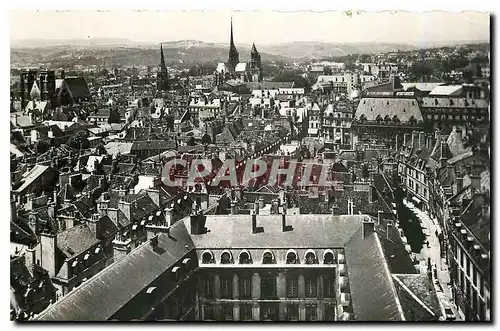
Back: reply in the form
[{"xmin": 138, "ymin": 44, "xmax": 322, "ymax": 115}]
[{"xmin": 403, "ymin": 199, "xmax": 462, "ymax": 321}]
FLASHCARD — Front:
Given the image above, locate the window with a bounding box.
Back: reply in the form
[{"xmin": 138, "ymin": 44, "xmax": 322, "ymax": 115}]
[
  {"xmin": 239, "ymin": 277, "xmax": 252, "ymax": 298},
  {"xmin": 262, "ymin": 251, "xmax": 274, "ymax": 264},
  {"xmin": 305, "ymin": 277, "xmax": 317, "ymax": 297},
  {"xmin": 202, "ymin": 251, "xmax": 214, "ymax": 264},
  {"xmin": 286, "ymin": 251, "xmax": 298, "ymax": 264},
  {"xmin": 221, "ymin": 304, "xmax": 233, "ymax": 321},
  {"xmin": 221, "ymin": 251, "xmax": 232, "ymax": 264},
  {"xmin": 305, "ymin": 305, "xmax": 317, "ymax": 321},
  {"xmin": 473, "ymin": 268, "xmax": 478, "ymax": 285},
  {"xmin": 287, "ymin": 277, "xmax": 298, "ymax": 298},
  {"xmin": 305, "ymin": 251, "xmax": 317, "ymax": 264},
  {"xmin": 467, "ymin": 260, "xmax": 471, "ymax": 277},
  {"xmin": 323, "ymin": 251, "xmax": 335, "ymax": 264},
  {"xmin": 221, "ymin": 277, "xmax": 233, "ymax": 298},
  {"xmin": 240, "ymin": 304, "xmax": 253, "ymax": 321},
  {"xmin": 201, "ymin": 277, "xmax": 213, "ymax": 297},
  {"xmin": 260, "ymin": 303, "xmax": 278, "ymax": 321},
  {"xmin": 261, "ymin": 276, "xmax": 277, "ymax": 299},
  {"xmin": 324, "ymin": 276, "xmax": 335, "ymax": 298},
  {"xmin": 286, "ymin": 304, "xmax": 299, "ymax": 321},
  {"xmin": 239, "ymin": 251, "xmax": 252, "ymax": 264}
]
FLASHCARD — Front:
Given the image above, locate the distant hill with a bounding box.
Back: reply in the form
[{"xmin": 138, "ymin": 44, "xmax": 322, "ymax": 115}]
[{"xmin": 9, "ymin": 38, "xmax": 490, "ymax": 68}]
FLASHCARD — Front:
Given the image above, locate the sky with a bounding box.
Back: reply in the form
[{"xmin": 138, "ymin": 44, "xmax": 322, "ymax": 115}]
[{"xmin": 9, "ymin": 10, "xmax": 490, "ymax": 45}]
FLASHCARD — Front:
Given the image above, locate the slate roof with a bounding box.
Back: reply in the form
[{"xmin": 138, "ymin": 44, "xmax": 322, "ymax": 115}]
[
  {"xmin": 460, "ymin": 195, "xmax": 490, "ymax": 249},
  {"xmin": 421, "ymin": 96, "xmax": 489, "ymax": 109},
  {"xmin": 57, "ymin": 77, "xmax": 91, "ymax": 99},
  {"xmin": 392, "ymin": 274, "xmax": 441, "ymax": 321},
  {"xmin": 35, "ymin": 220, "xmax": 194, "ymax": 321},
  {"xmin": 344, "ymin": 229, "xmax": 405, "ymax": 321},
  {"xmin": 401, "ymin": 83, "xmax": 445, "ymax": 93},
  {"xmin": 186, "ymin": 214, "xmax": 367, "ymax": 249},
  {"xmin": 245, "ymin": 81, "xmax": 294, "ymax": 90},
  {"xmin": 355, "ymin": 98, "xmax": 423, "ymax": 122},
  {"xmin": 57, "ymin": 224, "xmax": 100, "ymax": 259},
  {"xmin": 14, "ymin": 165, "xmax": 52, "ymax": 194},
  {"xmin": 428, "ymin": 85, "xmax": 463, "ymax": 96},
  {"xmin": 131, "ymin": 140, "xmax": 176, "ymax": 151}
]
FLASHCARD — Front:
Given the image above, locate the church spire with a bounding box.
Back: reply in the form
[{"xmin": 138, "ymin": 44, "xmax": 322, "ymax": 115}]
[
  {"xmin": 160, "ymin": 44, "xmax": 166, "ymax": 71},
  {"xmin": 228, "ymin": 17, "xmax": 239, "ymax": 70},
  {"xmin": 157, "ymin": 44, "xmax": 169, "ymax": 91}
]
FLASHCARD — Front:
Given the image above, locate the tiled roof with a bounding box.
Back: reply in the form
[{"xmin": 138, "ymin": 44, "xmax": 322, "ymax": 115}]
[
  {"xmin": 131, "ymin": 140, "xmax": 176, "ymax": 151},
  {"xmin": 57, "ymin": 224, "xmax": 100, "ymax": 259},
  {"xmin": 355, "ymin": 98, "xmax": 422, "ymax": 122},
  {"xmin": 401, "ymin": 82, "xmax": 445, "ymax": 92},
  {"xmin": 104, "ymin": 142, "xmax": 133, "ymax": 157},
  {"xmin": 460, "ymin": 195, "xmax": 490, "ymax": 249},
  {"xmin": 345, "ymin": 230, "xmax": 405, "ymax": 321},
  {"xmin": 36, "ymin": 221, "xmax": 194, "ymax": 321}
]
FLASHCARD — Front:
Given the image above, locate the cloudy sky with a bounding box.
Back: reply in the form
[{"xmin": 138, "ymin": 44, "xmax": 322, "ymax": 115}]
[{"xmin": 9, "ymin": 10, "xmax": 490, "ymax": 45}]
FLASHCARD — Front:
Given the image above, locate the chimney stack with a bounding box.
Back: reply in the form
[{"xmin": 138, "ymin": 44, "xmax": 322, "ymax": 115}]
[
  {"xmin": 362, "ymin": 220, "xmax": 375, "ymax": 238},
  {"xmin": 251, "ymin": 211, "xmax": 257, "ymax": 234},
  {"xmin": 189, "ymin": 212, "xmax": 207, "ymax": 235},
  {"xmin": 150, "ymin": 235, "xmax": 159, "ymax": 248}
]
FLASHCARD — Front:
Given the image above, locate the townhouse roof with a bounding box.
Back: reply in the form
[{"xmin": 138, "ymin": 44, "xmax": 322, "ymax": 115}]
[
  {"xmin": 428, "ymin": 85, "xmax": 463, "ymax": 96},
  {"xmin": 392, "ymin": 274, "xmax": 441, "ymax": 321},
  {"xmin": 355, "ymin": 98, "xmax": 423, "ymax": 122},
  {"xmin": 245, "ymin": 81, "xmax": 294, "ymax": 90},
  {"xmin": 35, "ymin": 220, "xmax": 194, "ymax": 321},
  {"xmin": 56, "ymin": 223, "xmax": 100, "ymax": 260},
  {"xmin": 345, "ymin": 229, "xmax": 405, "ymax": 321},
  {"xmin": 14, "ymin": 165, "xmax": 53, "ymax": 194},
  {"xmin": 421, "ymin": 96, "xmax": 489, "ymax": 109}
]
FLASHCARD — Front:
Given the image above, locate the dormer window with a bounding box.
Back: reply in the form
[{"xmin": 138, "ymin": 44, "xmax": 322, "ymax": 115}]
[
  {"xmin": 202, "ymin": 250, "xmax": 214, "ymax": 264},
  {"xmin": 323, "ymin": 250, "xmax": 335, "ymax": 264},
  {"xmin": 220, "ymin": 250, "xmax": 233, "ymax": 264},
  {"xmin": 262, "ymin": 250, "xmax": 275, "ymax": 264},
  {"xmin": 305, "ymin": 250, "xmax": 318, "ymax": 264},
  {"xmin": 286, "ymin": 249, "xmax": 298, "ymax": 264},
  {"xmin": 239, "ymin": 250, "xmax": 252, "ymax": 264}
]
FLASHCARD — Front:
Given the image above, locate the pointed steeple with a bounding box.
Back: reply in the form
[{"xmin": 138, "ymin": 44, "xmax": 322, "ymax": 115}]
[
  {"xmin": 160, "ymin": 44, "xmax": 166, "ymax": 71},
  {"xmin": 157, "ymin": 44, "xmax": 169, "ymax": 91},
  {"xmin": 250, "ymin": 42, "xmax": 258, "ymax": 54},
  {"xmin": 228, "ymin": 17, "xmax": 239, "ymax": 70}
]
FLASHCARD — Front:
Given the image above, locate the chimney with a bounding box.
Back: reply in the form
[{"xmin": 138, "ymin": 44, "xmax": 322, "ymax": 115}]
[
  {"xmin": 11, "ymin": 199, "xmax": 17, "ymax": 223},
  {"xmin": 470, "ymin": 175, "xmax": 480, "ymax": 191},
  {"xmin": 435, "ymin": 129, "xmax": 441, "ymax": 142},
  {"xmin": 395, "ymin": 134, "xmax": 398, "ymax": 151},
  {"xmin": 118, "ymin": 200, "xmax": 131, "ymax": 221},
  {"xmin": 253, "ymin": 199, "xmax": 259, "ymax": 215},
  {"xmin": 88, "ymin": 213, "xmax": 101, "ymax": 238},
  {"xmin": 150, "ymin": 235, "xmax": 159, "ymax": 249},
  {"xmin": 189, "ymin": 212, "xmax": 207, "ymax": 235},
  {"xmin": 362, "ymin": 220, "xmax": 375, "ymax": 238},
  {"xmin": 251, "ymin": 211, "xmax": 257, "ymax": 234},
  {"xmin": 440, "ymin": 141, "xmax": 448, "ymax": 168},
  {"xmin": 47, "ymin": 202, "xmax": 55, "ymax": 220},
  {"xmin": 40, "ymin": 232, "xmax": 57, "ymax": 277},
  {"xmin": 60, "ymin": 69, "xmax": 65, "ymax": 79},
  {"xmin": 28, "ymin": 210, "xmax": 38, "ymax": 235},
  {"xmin": 230, "ymin": 201, "xmax": 237, "ymax": 215},
  {"xmin": 418, "ymin": 132, "xmax": 425, "ymax": 150},
  {"xmin": 25, "ymin": 246, "xmax": 37, "ymax": 271}
]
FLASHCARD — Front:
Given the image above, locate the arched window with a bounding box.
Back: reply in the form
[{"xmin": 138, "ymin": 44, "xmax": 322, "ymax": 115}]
[
  {"xmin": 262, "ymin": 250, "xmax": 275, "ymax": 264},
  {"xmin": 238, "ymin": 250, "xmax": 252, "ymax": 264},
  {"xmin": 376, "ymin": 115, "xmax": 383, "ymax": 123},
  {"xmin": 304, "ymin": 249, "xmax": 317, "ymax": 264},
  {"xmin": 286, "ymin": 249, "xmax": 298, "ymax": 264},
  {"xmin": 202, "ymin": 250, "xmax": 214, "ymax": 264},
  {"xmin": 323, "ymin": 250, "xmax": 335, "ymax": 264},
  {"xmin": 220, "ymin": 250, "xmax": 233, "ymax": 264},
  {"xmin": 392, "ymin": 115, "xmax": 400, "ymax": 124},
  {"xmin": 384, "ymin": 115, "xmax": 391, "ymax": 123}
]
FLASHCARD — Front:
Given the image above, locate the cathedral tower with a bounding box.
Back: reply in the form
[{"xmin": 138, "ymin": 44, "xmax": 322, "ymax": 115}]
[
  {"xmin": 157, "ymin": 44, "xmax": 169, "ymax": 91},
  {"xmin": 228, "ymin": 18, "xmax": 239, "ymax": 71},
  {"xmin": 249, "ymin": 43, "xmax": 263, "ymax": 82}
]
